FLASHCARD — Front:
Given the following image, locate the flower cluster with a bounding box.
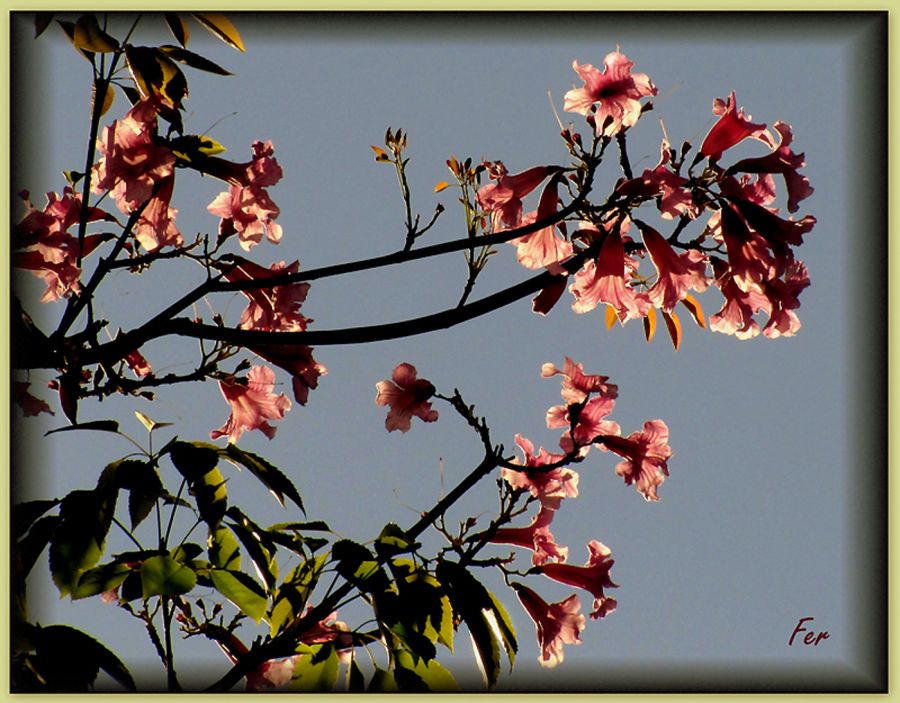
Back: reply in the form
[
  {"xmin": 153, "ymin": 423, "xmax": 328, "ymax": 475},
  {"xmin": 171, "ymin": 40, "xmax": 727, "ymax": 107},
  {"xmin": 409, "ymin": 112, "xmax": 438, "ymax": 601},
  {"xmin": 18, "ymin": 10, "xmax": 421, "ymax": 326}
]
[
  {"xmin": 493, "ymin": 357, "xmax": 671, "ymax": 667},
  {"xmin": 475, "ymin": 51, "xmax": 815, "ymax": 343}
]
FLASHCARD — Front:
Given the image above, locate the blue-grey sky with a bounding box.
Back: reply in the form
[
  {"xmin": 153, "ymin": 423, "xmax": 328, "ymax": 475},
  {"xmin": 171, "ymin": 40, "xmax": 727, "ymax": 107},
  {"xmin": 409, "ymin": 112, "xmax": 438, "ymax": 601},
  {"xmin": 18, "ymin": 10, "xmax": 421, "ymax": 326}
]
[{"xmin": 11, "ymin": 12, "xmax": 885, "ymax": 692}]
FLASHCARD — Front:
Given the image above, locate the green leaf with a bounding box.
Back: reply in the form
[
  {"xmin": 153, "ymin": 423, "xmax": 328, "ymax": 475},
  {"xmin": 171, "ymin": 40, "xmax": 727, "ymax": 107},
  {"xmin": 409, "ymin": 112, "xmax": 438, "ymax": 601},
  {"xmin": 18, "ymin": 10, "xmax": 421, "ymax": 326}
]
[
  {"xmin": 171, "ymin": 542, "xmax": 204, "ymax": 564},
  {"xmin": 167, "ymin": 440, "xmax": 219, "ymax": 480},
  {"xmin": 487, "ymin": 591, "xmax": 517, "ymax": 668},
  {"xmin": 375, "ymin": 522, "xmax": 416, "ymax": 558},
  {"xmin": 394, "ymin": 648, "xmax": 459, "ymax": 692},
  {"xmin": 210, "ymin": 569, "xmax": 268, "ymax": 622},
  {"xmin": 140, "ymin": 555, "xmax": 197, "ymax": 598},
  {"xmin": 49, "ymin": 489, "xmax": 117, "ymax": 597},
  {"xmin": 268, "ymin": 520, "xmax": 330, "ymax": 532},
  {"xmin": 268, "ymin": 555, "xmax": 327, "ymax": 636},
  {"xmin": 289, "ymin": 644, "xmax": 339, "ymax": 692},
  {"xmin": 134, "ymin": 410, "xmax": 173, "ymax": 431},
  {"xmin": 159, "ymin": 45, "xmax": 233, "ymax": 75},
  {"xmin": 208, "ymin": 524, "xmax": 241, "ymax": 570},
  {"xmin": 226, "ymin": 508, "xmax": 279, "ymax": 589},
  {"xmin": 168, "ymin": 134, "xmax": 228, "ymax": 164},
  {"xmin": 112, "ymin": 459, "xmax": 164, "ymax": 530},
  {"xmin": 192, "ymin": 466, "xmax": 228, "ymax": 528},
  {"xmin": 72, "ymin": 14, "xmax": 119, "ymax": 52},
  {"xmin": 32, "ymin": 625, "xmax": 136, "ymax": 692},
  {"xmin": 72, "ymin": 562, "xmax": 131, "ymax": 600},
  {"xmin": 163, "ymin": 12, "xmax": 189, "ymax": 46},
  {"xmin": 222, "ymin": 444, "xmax": 304, "ymax": 512},
  {"xmin": 192, "ymin": 13, "xmax": 245, "ymax": 51},
  {"xmin": 332, "ymin": 540, "xmax": 388, "ymax": 594},
  {"xmin": 12, "ymin": 499, "xmax": 60, "ymax": 540},
  {"xmin": 368, "ymin": 667, "xmax": 398, "ymax": 692}
]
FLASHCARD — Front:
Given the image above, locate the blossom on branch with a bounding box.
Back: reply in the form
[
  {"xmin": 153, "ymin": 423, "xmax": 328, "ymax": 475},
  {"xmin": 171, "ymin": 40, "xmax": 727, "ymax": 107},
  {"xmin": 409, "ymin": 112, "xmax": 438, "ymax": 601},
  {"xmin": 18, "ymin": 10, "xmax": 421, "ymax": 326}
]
[
  {"xmin": 639, "ymin": 221, "xmax": 711, "ymax": 312},
  {"xmin": 600, "ymin": 419, "xmax": 672, "ymax": 501},
  {"xmin": 508, "ymin": 177, "xmax": 573, "ymax": 273},
  {"xmin": 488, "ymin": 506, "xmax": 569, "ymax": 565},
  {"xmin": 210, "ymin": 365, "xmax": 291, "ymax": 443},
  {"xmin": 563, "ymin": 51, "xmax": 657, "ymax": 136},
  {"xmin": 501, "ymin": 434, "xmax": 578, "ymax": 510},
  {"xmin": 539, "ymin": 540, "xmax": 618, "ymax": 620},
  {"xmin": 476, "ymin": 162, "xmax": 553, "ymax": 231},
  {"xmin": 699, "ymin": 91, "xmax": 775, "ymax": 162},
  {"xmin": 541, "ymin": 356, "xmax": 618, "ymax": 406},
  {"xmin": 374, "ymin": 363, "xmax": 439, "ymax": 433},
  {"xmin": 511, "ymin": 583, "xmax": 585, "ymax": 668}
]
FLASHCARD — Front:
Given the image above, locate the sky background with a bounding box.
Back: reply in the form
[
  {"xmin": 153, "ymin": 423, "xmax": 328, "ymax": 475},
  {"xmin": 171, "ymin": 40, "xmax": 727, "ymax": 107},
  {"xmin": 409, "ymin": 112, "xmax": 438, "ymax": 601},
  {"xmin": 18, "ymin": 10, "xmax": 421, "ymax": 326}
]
[{"xmin": 10, "ymin": 11, "xmax": 886, "ymax": 693}]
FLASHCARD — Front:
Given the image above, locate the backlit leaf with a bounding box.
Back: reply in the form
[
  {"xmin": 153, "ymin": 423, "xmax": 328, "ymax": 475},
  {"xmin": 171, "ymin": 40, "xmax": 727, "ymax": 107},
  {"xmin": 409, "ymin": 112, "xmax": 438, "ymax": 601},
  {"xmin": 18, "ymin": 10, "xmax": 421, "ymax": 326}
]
[
  {"xmin": 159, "ymin": 45, "xmax": 233, "ymax": 75},
  {"xmin": 140, "ymin": 555, "xmax": 197, "ymax": 598},
  {"xmin": 210, "ymin": 569, "xmax": 267, "ymax": 622},
  {"xmin": 681, "ymin": 293, "xmax": 707, "ymax": 328},
  {"xmin": 163, "ymin": 13, "xmax": 190, "ymax": 47},
  {"xmin": 72, "ymin": 562, "xmax": 131, "ymax": 600},
  {"xmin": 223, "ymin": 444, "xmax": 304, "ymax": 512},
  {"xmin": 662, "ymin": 309, "xmax": 682, "ymax": 350},
  {"xmin": 643, "ymin": 306, "xmax": 657, "ymax": 342},
  {"xmin": 208, "ymin": 525, "xmax": 241, "ymax": 570},
  {"xmin": 33, "ymin": 625, "xmax": 136, "ymax": 692},
  {"xmin": 192, "ymin": 13, "xmax": 245, "ymax": 52},
  {"xmin": 289, "ymin": 644, "xmax": 339, "ymax": 692},
  {"xmin": 73, "ymin": 14, "xmax": 119, "ymax": 53}
]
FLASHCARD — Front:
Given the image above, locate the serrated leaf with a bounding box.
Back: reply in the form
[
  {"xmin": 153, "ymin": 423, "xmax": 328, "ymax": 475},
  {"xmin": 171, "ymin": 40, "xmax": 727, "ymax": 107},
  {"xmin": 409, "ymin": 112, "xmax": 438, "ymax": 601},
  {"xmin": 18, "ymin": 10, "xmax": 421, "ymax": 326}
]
[
  {"xmin": 192, "ymin": 466, "xmax": 228, "ymax": 528},
  {"xmin": 208, "ymin": 525, "xmax": 241, "ymax": 570},
  {"xmin": 192, "ymin": 13, "xmax": 245, "ymax": 51},
  {"xmin": 223, "ymin": 444, "xmax": 304, "ymax": 512},
  {"xmin": 73, "ymin": 14, "xmax": 119, "ymax": 52},
  {"xmin": 375, "ymin": 523, "xmax": 415, "ymax": 557},
  {"xmin": 605, "ymin": 304, "xmax": 618, "ymax": 329},
  {"xmin": 163, "ymin": 12, "xmax": 189, "ymax": 46},
  {"xmin": 332, "ymin": 540, "xmax": 387, "ymax": 594},
  {"xmin": 433, "ymin": 180, "xmax": 450, "ymax": 193},
  {"xmin": 49, "ymin": 489, "xmax": 116, "ymax": 597},
  {"xmin": 662, "ymin": 309, "xmax": 682, "ymax": 350},
  {"xmin": 33, "ymin": 625, "xmax": 136, "ymax": 692},
  {"xmin": 140, "ymin": 555, "xmax": 196, "ymax": 598},
  {"xmin": 159, "ymin": 45, "xmax": 233, "ymax": 75},
  {"xmin": 395, "ymin": 648, "xmax": 458, "ymax": 692},
  {"xmin": 268, "ymin": 520, "xmax": 330, "ymax": 532},
  {"xmin": 681, "ymin": 293, "xmax": 707, "ymax": 328},
  {"xmin": 226, "ymin": 508, "xmax": 279, "ymax": 589},
  {"xmin": 289, "ymin": 644, "xmax": 339, "ymax": 692},
  {"xmin": 167, "ymin": 440, "xmax": 219, "ymax": 480},
  {"xmin": 12, "ymin": 499, "xmax": 60, "ymax": 541},
  {"xmin": 210, "ymin": 569, "xmax": 268, "ymax": 622},
  {"xmin": 643, "ymin": 306, "xmax": 657, "ymax": 342}
]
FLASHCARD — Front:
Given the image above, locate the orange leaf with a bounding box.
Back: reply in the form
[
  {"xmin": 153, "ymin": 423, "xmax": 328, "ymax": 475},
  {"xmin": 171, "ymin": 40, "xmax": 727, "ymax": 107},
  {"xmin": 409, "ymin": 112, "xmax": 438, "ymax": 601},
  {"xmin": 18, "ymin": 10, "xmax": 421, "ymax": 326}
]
[
  {"xmin": 434, "ymin": 181, "xmax": 450, "ymax": 193},
  {"xmin": 681, "ymin": 293, "xmax": 707, "ymax": 328},
  {"xmin": 605, "ymin": 305, "xmax": 618, "ymax": 329},
  {"xmin": 643, "ymin": 307, "xmax": 657, "ymax": 342},
  {"xmin": 662, "ymin": 310, "xmax": 682, "ymax": 350}
]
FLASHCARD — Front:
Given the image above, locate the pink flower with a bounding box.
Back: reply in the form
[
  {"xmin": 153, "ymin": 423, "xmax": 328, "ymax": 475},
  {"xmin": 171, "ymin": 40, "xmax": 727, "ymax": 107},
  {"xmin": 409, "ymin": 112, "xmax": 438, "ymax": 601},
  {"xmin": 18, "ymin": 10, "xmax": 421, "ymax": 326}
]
[
  {"xmin": 132, "ymin": 175, "xmax": 182, "ymax": 251},
  {"xmin": 541, "ymin": 356, "xmax": 618, "ymax": 406},
  {"xmin": 569, "ymin": 222, "xmax": 651, "ymax": 322},
  {"xmin": 699, "ymin": 91, "xmax": 775, "ymax": 162},
  {"xmin": 539, "ymin": 540, "xmax": 618, "ymax": 619},
  {"xmin": 476, "ymin": 162, "xmax": 553, "ymax": 231},
  {"xmin": 208, "ymin": 184, "xmax": 283, "ymax": 250},
  {"xmin": 489, "ymin": 506, "xmax": 569, "ymax": 566},
  {"xmin": 719, "ymin": 203, "xmax": 778, "ymax": 293},
  {"xmin": 508, "ymin": 177, "xmax": 573, "ymax": 273},
  {"xmin": 548, "ymin": 395, "xmax": 621, "ymax": 456},
  {"xmin": 617, "ymin": 139, "xmax": 699, "ymax": 220},
  {"xmin": 374, "ymin": 363, "xmax": 439, "ymax": 433},
  {"xmin": 639, "ymin": 222, "xmax": 711, "ymax": 312},
  {"xmin": 501, "ymin": 434, "xmax": 578, "ymax": 510},
  {"xmin": 708, "ymin": 258, "xmax": 768, "ymax": 339},
  {"xmin": 726, "ymin": 122, "xmax": 813, "ymax": 213},
  {"xmin": 210, "ymin": 365, "xmax": 291, "ymax": 443},
  {"xmin": 12, "ymin": 382, "xmax": 54, "ymax": 416},
  {"xmin": 563, "ymin": 51, "xmax": 657, "ymax": 136},
  {"xmin": 760, "ymin": 260, "xmax": 810, "ymax": 339},
  {"xmin": 243, "ymin": 140, "xmax": 284, "ymax": 187},
  {"xmin": 92, "ymin": 99, "xmax": 176, "ymax": 213},
  {"xmin": 601, "ymin": 420, "xmax": 672, "ymax": 501},
  {"xmin": 13, "ymin": 234, "xmax": 109, "ymax": 303},
  {"xmin": 219, "ymin": 257, "xmax": 326, "ymax": 405},
  {"xmin": 511, "ymin": 583, "xmax": 585, "ymax": 668}
]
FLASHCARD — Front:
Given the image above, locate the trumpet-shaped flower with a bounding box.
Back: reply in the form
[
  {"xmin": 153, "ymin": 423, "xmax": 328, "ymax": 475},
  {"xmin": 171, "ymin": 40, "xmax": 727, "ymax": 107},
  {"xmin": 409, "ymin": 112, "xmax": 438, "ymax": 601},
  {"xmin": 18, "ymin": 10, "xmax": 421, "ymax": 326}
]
[
  {"xmin": 511, "ymin": 583, "xmax": 586, "ymax": 668},
  {"xmin": 501, "ymin": 434, "xmax": 578, "ymax": 510},
  {"xmin": 489, "ymin": 506, "xmax": 568, "ymax": 565},
  {"xmin": 210, "ymin": 365, "xmax": 291, "ymax": 443},
  {"xmin": 601, "ymin": 420, "xmax": 672, "ymax": 502},
  {"xmin": 563, "ymin": 51, "xmax": 657, "ymax": 136},
  {"xmin": 640, "ymin": 222, "xmax": 711, "ymax": 312},
  {"xmin": 374, "ymin": 363, "xmax": 439, "ymax": 433},
  {"xmin": 548, "ymin": 395, "xmax": 621, "ymax": 456},
  {"xmin": 508, "ymin": 177, "xmax": 573, "ymax": 273},
  {"xmin": 208, "ymin": 183, "xmax": 283, "ymax": 250},
  {"xmin": 699, "ymin": 91, "xmax": 775, "ymax": 162},
  {"xmin": 539, "ymin": 540, "xmax": 618, "ymax": 620},
  {"xmin": 541, "ymin": 356, "xmax": 618, "ymax": 406},
  {"xmin": 476, "ymin": 162, "xmax": 553, "ymax": 231}
]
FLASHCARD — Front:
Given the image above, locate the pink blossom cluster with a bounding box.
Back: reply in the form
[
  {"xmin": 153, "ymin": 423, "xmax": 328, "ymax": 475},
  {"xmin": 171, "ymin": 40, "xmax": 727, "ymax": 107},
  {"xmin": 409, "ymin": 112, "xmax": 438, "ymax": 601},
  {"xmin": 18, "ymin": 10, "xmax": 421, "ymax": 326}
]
[
  {"xmin": 493, "ymin": 357, "xmax": 672, "ymax": 667},
  {"xmin": 475, "ymin": 51, "xmax": 815, "ymax": 342}
]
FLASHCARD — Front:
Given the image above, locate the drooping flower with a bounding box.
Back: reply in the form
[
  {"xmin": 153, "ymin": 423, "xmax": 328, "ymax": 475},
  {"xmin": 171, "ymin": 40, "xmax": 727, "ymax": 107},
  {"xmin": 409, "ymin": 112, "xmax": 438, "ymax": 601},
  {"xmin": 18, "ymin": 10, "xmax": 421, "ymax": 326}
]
[
  {"xmin": 132, "ymin": 175, "xmax": 183, "ymax": 251},
  {"xmin": 374, "ymin": 363, "xmax": 439, "ymax": 433},
  {"xmin": 760, "ymin": 260, "xmax": 810, "ymax": 339},
  {"xmin": 639, "ymin": 222, "xmax": 711, "ymax": 312},
  {"xmin": 616, "ymin": 139, "xmax": 699, "ymax": 220},
  {"xmin": 511, "ymin": 583, "xmax": 585, "ymax": 668},
  {"xmin": 489, "ymin": 506, "xmax": 569, "ymax": 566},
  {"xmin": 708, "ymin": 257, "xmax": 768, "ymax": 339},
  {"xmin": 539, "ymin": 540, "xmax": 618, "ymax": 619},
  {"xmin": 476, "ymin": 162, "xmax": 554, "ymax": 232},
  {"xmin": 726, "ymin": 121, "xmax": 813, "ymax": 213},
  {"xmin": 699, "ymin": 91, "xmax": 775, "ymax": 162},
  {"xmin": 541, "ymin": 356, "xmax": 618, "ymax": 406},
  {"xmin": 508, "ymin": 177, "xmax": 573, "ymax": 273},
  {"xmin": 548, "ymin": 395, "xmax": 621, "ymax": 456},
  {"xmin": 569, "ymin": 221, "xmax": 651, "ymax": 322},
  {"xmin": 92, "ymin": 98, "xmax": 176, "ymax": 213},
  {"xmin": 718, "ymin": 203, "xmax": 778, "ymax": 294},
  {"xmin": 563, "ymin": 51, "xmax": 657, "ymax": 136},
  {"xmin": 600, "ymin": 420, "xmax": 672, "ymax": 502},
  {"xmin": 501, "ymin": 434, "xmax": 578, "ymax": 510},
  {"xmin": 210, "ymin": 365, "xmax": 291, "ymax": 443}
]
